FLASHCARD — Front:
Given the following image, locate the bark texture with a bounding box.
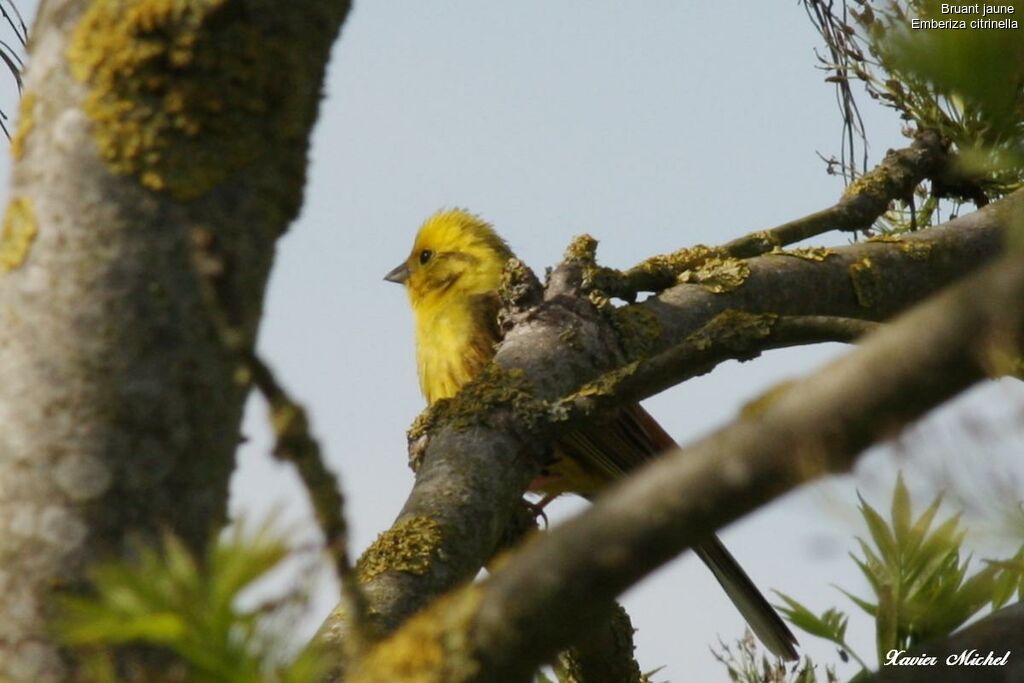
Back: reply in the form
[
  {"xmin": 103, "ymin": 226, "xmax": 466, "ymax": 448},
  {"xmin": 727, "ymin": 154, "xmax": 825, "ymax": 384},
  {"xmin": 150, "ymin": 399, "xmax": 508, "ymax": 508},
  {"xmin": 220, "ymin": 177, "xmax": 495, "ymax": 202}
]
[
  {"xmin": 319, "ymin": 188, "xmax": 1021, "ymax": 680},
  {"xmin": 0, "ymin": 1, "xmax": 351, "ymax": 679}
]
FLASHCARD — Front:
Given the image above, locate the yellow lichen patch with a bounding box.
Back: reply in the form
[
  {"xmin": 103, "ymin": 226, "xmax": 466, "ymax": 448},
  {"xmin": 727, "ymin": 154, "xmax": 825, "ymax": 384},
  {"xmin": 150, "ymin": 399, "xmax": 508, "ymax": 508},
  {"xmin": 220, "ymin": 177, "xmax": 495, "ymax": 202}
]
[
  {"xmin": 867, "ymin": 234, "xmax": 903, "ymax": 243},
  {"xmin": 677, "ymin": 256, "xmax": 751, "ymax": 293},
  {"xmin": 1, "ymin": 198, "xmax": 39, "ymax": 271},
  {"xmin": 407, "ymin": 364, "xmax": 545, "ymax": 443},
  {"xmin": 587, "ymin": 289, "xmax": 613, "ymax": 313},
  {"xmin": 10, "ymin": 91, "xmax": 36, "ymax": 160},
  {"xmin": 740, "ymin": 380, "xmax": 797, "ymax": 418},
  {"xmin": 898, "ymin": 240, "xmax": 932, "ymax": 261},
  {"xmin": 750, "ymin": 230, "xmax": 783, "ymax": 248},
  {"xmin": 848, "ymin": 257, "xmax": 880, "ymax": 308},
  {"xmin": 65, "ymin": 0, "xmax": 316, "ymax": 203},
  {"xmin": 610, "ymin": 304, "xmax": 661, "ymax": 360},
  {"xmin": 568, "ymin": 360, "xmax": 641, "ymax": 401},
  {"xmin": 632, "ymin": 244, "xmax": 724, "ymax": 282},
  {"xmin": 356, "ymin": 516, "xmax": 443, "ymax": 584},
  {"xmin": 347, "ymin": 586, "xmax": 483, "ymax": 683},
  {"xmin": 768, "ymin": 246, "xmax": 835, "ymax": 262}
]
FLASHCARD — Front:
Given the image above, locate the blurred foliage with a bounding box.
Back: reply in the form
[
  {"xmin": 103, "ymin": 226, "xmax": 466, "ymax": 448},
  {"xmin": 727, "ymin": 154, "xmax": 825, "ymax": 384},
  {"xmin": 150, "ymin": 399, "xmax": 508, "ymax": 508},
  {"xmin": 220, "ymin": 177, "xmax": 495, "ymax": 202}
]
[
  {"xmin": 775, "ymin": 475, "xmax": 1024, "ymax": 679},
  {"xmin": 57, "ymin": 521, "xmax": 329, "ymax": 683},
  {"xmin": 711, "ymin": 632, "xmax": 835, "ymax": 683},
  {"xmin": 535, "ymin": 660, "xmax": 665, "ymax": 683},
  {"xmin": 804, "ymin": 0, "xmax": 1023, "ymax": 233}
]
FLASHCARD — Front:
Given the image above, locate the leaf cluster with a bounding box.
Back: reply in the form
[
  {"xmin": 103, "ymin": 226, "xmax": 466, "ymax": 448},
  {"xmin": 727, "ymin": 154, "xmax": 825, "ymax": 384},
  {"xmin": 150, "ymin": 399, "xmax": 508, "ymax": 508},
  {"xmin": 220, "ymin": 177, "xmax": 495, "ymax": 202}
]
[
  {"xmin": 805, "ymin": 0, "xmax": 1024, "ymax": 233},
  {"xmin": 777, "ymin": 475, "xmax": 1024, "ymax": 675},
  {"xmin": 57, "ymin": 521, "xmax": 329, "ymax": 683}
]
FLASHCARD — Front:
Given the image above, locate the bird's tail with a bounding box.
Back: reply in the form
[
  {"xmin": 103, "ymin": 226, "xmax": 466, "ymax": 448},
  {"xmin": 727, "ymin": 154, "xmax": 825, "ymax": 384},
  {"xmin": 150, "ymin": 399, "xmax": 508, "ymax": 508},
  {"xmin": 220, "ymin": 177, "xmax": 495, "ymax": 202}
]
[{"xmin": 694, "ymin": 535, "xmax": 799, "ymax": 661}]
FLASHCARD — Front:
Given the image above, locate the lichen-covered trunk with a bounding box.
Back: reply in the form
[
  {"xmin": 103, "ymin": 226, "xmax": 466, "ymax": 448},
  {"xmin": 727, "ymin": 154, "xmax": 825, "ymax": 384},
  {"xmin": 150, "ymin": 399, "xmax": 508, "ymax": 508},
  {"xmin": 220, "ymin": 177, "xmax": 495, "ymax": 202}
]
[{"xmin": 0, "ymin": 0, "xmax": 350, "ymax": 679}]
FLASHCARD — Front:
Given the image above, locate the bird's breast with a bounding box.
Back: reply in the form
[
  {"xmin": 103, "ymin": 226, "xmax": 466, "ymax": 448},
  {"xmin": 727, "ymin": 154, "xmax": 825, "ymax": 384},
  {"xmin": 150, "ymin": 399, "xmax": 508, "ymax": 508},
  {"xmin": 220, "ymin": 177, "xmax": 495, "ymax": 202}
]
[{"xmin": 415, "ymin": 300, "xmax": 497, "ymax": 404}]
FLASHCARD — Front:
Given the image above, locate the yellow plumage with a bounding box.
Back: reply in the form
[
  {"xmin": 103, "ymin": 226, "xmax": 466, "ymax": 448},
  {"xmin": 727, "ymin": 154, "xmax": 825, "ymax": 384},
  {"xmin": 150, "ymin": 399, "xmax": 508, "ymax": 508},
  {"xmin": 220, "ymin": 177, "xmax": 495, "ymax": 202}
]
[
  {"xmin": 401, "ymin": 209, "xmax": 511, "ymax": 403},
  {"xmin": 385, "ymin": 208, "xmax": 799, "ymax": 660}
]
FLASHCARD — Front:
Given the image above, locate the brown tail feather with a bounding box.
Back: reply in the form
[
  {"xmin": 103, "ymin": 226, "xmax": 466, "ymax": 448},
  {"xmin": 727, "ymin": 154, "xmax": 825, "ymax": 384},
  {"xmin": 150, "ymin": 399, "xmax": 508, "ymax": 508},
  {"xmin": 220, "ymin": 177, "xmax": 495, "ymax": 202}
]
[
  {"xmin": 695, "ymin": 535, "xmax": 799, "ymax": 660},
  {"xmin": 577, "ymin": 404, "xmax": 799, "ymax": 659}
]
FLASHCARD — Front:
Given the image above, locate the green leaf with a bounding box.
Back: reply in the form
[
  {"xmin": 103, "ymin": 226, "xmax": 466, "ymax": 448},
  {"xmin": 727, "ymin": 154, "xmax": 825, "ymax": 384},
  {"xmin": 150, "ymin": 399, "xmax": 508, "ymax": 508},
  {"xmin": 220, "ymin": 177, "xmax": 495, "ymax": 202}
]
[
  {"xmin": 891, "ymin": 473, "xmax": 912, "ymax": 548},
  {"xmin": 850, "ymin": 543, "xmax": 885, "ymax": 596},
  {"xmin": 875, "ymin": 585, "xmax": 898, "ymax": 660},
  {"xmin": 836, "ymin": 587, "xmax": 877, "ymax": 619},
  {"xmin": 990, "ymin": 565, "xmax": 1018, "ymax": 610},
  {"xmin": 858, "ymin": 493, "xmax": 897, "ymax": 564},
  {"xmin": 774, "ymin": 593, "xmax": 849, "ymax": 644},
  {"xmin": 55, "ymin": 517, "xmax": 325, "ymax": 682}
]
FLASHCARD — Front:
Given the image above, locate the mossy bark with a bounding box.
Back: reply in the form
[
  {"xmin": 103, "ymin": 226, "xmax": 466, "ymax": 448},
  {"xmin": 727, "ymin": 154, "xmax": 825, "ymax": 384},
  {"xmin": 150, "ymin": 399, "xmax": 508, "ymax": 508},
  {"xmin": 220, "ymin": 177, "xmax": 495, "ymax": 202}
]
[{"xmin": 0, "ymin": 0, "xmax": 351, "ymax": 679}]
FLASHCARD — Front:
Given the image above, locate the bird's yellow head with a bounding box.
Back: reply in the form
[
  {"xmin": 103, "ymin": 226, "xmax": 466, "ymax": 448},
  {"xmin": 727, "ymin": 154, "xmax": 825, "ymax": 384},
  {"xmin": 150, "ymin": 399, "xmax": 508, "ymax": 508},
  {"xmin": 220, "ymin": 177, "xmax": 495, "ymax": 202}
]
[{"xmin": 384, "ymin": 209, "xmax": 514, "ymax": 307}]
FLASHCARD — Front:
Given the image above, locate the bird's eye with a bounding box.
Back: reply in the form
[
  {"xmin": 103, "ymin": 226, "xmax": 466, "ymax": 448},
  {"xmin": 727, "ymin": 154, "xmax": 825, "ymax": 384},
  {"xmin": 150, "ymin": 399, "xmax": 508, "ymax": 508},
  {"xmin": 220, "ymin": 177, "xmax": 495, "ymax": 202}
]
[{"xmin": 419, "ymin": 249, "xmax": 433, "ymax": 265}]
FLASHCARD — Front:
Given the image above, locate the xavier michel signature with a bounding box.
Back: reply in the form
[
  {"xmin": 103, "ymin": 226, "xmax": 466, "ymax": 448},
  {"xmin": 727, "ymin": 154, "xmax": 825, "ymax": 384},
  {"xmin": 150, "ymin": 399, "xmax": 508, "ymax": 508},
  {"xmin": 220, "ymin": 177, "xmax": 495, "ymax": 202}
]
[{"xmin": 884, "ymin": 649, "xmax": 1011, "ymax": 667}]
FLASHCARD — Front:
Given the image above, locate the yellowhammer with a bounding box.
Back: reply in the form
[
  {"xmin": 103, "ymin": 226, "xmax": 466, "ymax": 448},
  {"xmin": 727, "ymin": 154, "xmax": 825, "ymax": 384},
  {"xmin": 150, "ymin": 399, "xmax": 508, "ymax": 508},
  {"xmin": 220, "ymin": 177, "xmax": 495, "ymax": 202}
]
[{"xmin": 385, "ymin": 208, "xmax": 799, "ymax": 660}]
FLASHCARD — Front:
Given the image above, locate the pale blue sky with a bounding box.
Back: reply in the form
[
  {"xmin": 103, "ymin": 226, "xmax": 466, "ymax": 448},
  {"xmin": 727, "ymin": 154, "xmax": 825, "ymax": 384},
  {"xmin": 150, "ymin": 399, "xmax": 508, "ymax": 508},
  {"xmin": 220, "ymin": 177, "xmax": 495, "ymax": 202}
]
[{"xmin": 3, "ymin": 3, "xmax": 1022, "ymax": 681}]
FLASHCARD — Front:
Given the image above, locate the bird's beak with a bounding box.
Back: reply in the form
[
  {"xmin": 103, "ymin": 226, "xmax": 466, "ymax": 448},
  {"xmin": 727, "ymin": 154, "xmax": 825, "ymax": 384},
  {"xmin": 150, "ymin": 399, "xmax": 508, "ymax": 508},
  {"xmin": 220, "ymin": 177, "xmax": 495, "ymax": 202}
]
[{"xmin": 383, "ymin": 262, "xmax": 410, "ymax": 284}]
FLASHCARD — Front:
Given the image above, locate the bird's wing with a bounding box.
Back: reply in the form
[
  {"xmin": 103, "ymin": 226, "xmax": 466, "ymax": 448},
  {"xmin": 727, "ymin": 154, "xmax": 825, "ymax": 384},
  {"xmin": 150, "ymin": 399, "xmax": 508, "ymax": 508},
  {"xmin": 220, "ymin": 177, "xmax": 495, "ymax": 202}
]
[
  {"xmin": 553, "ymin": 403, "xmax": 659, "ymax": 496},
  {"xmin": 557, "ymin": 402, "xmax": 800, "ymax": 660},
  {"xmin": 555, "ymin": 402, "xmax": 674, "ymax": 486}
]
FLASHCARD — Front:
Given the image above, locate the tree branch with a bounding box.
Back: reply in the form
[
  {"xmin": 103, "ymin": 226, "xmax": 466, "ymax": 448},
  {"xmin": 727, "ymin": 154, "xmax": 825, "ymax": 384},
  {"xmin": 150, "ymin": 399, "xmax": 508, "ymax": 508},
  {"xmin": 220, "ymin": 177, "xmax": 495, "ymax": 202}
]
[
  {"xmin": 556, "ymin": 603, "xmax": 644, "ymax": 683},
  {"xmin": 348, "ymin": 248, "xmax": 1024, "ymax": 682},
  {"xmin": 548, "ymin": 312, "xmax": 877, "ymax": 425},
  {"xmin": 588, "ymin": 130, "xmax": 950, "ymax": 299},
  {"xmin": 317, "ymin": 190, "xmax": 1021, "ymax": 678}
]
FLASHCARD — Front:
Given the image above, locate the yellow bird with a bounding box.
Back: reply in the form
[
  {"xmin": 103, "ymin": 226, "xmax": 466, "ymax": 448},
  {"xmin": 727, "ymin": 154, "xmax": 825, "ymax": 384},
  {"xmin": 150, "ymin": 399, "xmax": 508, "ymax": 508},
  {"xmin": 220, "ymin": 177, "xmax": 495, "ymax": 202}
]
[{"xmin": 385, "ymin": 208, "xmax": 799, "ymax": 660}]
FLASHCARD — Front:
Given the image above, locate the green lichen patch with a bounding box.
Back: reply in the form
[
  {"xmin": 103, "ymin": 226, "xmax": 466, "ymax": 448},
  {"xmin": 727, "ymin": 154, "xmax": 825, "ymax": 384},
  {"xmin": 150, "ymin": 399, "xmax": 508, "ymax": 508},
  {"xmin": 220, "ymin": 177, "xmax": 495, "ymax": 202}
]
[
  {"xmin": 356, "ymin": 516, "xmax": 443, "ymax": 584},
  {"xmin": 348, "ymin": 585, "xmax": 483, "ymax": 683},
  {"xmin": 66, "ymin": 0, "xmax": 319, "ymax": 202},
  {"xmin": 10, "ymin": 91, "xmax": 36, "ymax": 160},
  {"xmin": 584, "ymin": 244, "xmax": 730, "ymax": 299},
  {"xmin": 768, "ymin": 246, "xmax": 835, "ymax": 262},
  {"xmin": 498, "ymin": 257, "xmax": 541, "ymax": 311},
  {"xmin": 677, "ymin": 256, "xmax": 751, "ymax": 293},
  {"xmin": 408, "ymin": 364, "xmax": 545, "ymax": 443},
  {"xmin": 558, "ymin": 325, "xmax": 583, "ymax": 351},
  {"xmin": 563, "ymin": 233, "xmax": 599, "ymax": 263},
  {"xmin": 842, "ymin": 164, "xmax": 893, "ymax": 201},
  {"xmin": 610, "ymin": 304, "xmax": 661, "ymax": 360},
  {"xmin": 685, "ymin": 310, "xmax": 778, "ymax": 354},
  {"xmin": 1, "ymin": 197, "xmax": 39, "ymax": 271},
  {"xmin": 849, "ymin": 257, "xmax": 880, "ymax": 308}
]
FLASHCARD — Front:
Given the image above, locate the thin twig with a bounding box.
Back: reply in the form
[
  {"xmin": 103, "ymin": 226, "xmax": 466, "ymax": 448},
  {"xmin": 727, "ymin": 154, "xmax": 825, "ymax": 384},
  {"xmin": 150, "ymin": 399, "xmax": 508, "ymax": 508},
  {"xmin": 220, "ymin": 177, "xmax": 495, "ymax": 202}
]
[
  {"xmin": 0, "ymin": 0, "xmax": 27, "ymax": 46},
  {"xmin": 244, "ymin": 351, "xmax": 370, "ymax": 657},
  {"xmin": 803, "ymin": 0, "xmax": 869, "ymax": 181},
  {"xmin": 187, "ymin": 228, "xmax": 370, "ymax": 660},
  {"xmin": 583, "ymin": 131, "xmax": 949, "ymax": 300}
]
